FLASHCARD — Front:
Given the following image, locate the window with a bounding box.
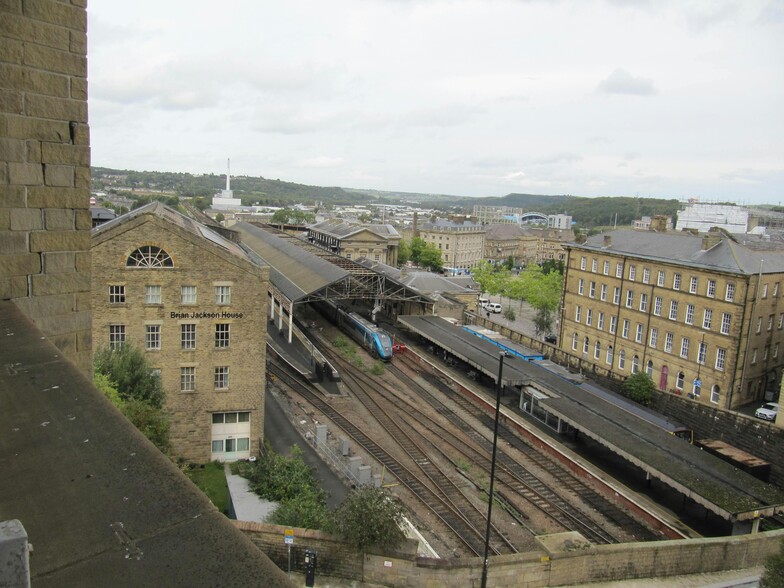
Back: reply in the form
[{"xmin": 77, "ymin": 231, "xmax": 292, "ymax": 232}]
[
  {"xmin": 606, "ymin": 345, "xmax": 614, "ymax": 365},
  {"xmin": 646, "ymin": 360, "xmax": 653, "ymax": 377},
  {"xmin": 214, "ymin": 366, "xmax": 229, "ymax": 390},
  {"xmin": 616, "ymin": 263, "xmax": 623, "ymax": 278},
  {"xmin": 702, "ymin": 309, "xmax": 712, "ymax": 330},
  {"xmin": 609, "ymin": 316, "xmax": 617, "ymax": 334},
  {"xmin": 591, "ymin": 258, "xmax": 598, "ymax": 272},
  {"xmin": 664, "ymin": 332, "xmax": 674, "ymax": 353},
  {"xmin": 583, "ymin": 337, "xmax": 590, "ymax": 354},
  {"xmin": 126, "ymin": 245, "xmax": 173, "ymax": 268},
  {"xmin": 109, "ymin": 325, "xmax": 125, "ymax": 350},
  {"xmin": 572, "ymin": 332, "xmax": 579, "ymax": 351},
  {"xmin": 613, "ymin": 287, "xmax": 621, "ymax": 305},
  {"xmin": 726, "ymin": 282, "xmax": 735, "ymax": 301},
  {"xmin": 580, "ymin": 256, "xmax": 586, "ymax": 270},
  {"xmin": 775, "ymin": 343, "xmax": 780, "ymax": 358},
  {"xmin": 594, "ymin": 341, "xmax": 601, "ymax": 359},
  {"xmin": 768, "ymin": 315, "xmax": 774, "ymax": 331},
  {"xmin": 698, "ymin": 341, "xmax": 707, "ymax": 365},
  {"xmin": 710, "ymin": 385, "xmax": 720, "ymax": 404},
  {"xmin": 575, "ymin": 305, "xmax": 582, "ymax": 322},
  {"xmin": 626, "ymin": 290, "xmax": 634, "ymax": 308},
  {"xmin": 181, "ymin": 285, "xmax": 197, "ymax": 304},
  {"xmin": 642, "ymin": 268, "xmax": 650, "ymax": 284},
  {"xmin": 649, "ymin": 327, "xmax": 658, "ymax": 348},
  {"xmin": 673, "ymin": 273, "xmax": 681, "ymax": 290},
  {"xmin": 764, "ymin": 345, "xmax": 769, "ymax": 361},
  {"xmin": 181, "ymin": 324, "xmax": 196, "ymax": 350},
  {"xmin": 109, "ymin": 285, "xmax": 125, "ymax": 304},
  {"xmin": 685, "ymin": 304, "xmax": 694, "ymax": 325},
  {"xmin": 622, "ymin": 319, "xmax": 630, "ymax": 339},
  {"xmin": 751, "ymin": 348, "xmax": 757, "ymax": 365},
  {"xmin": 215, "ymin": 285, "xmax": 231, "ymax": 305},
  {"xmin": 578, "ymin": 279, "xmax": 584, "ymax": 295},
  {"xmin": 707, "ymin": 279, "xmax": 716, "ymax": 298},
  {"xmin": 180, "ymin": 367, "xmax": 195, "ymax": 392},
  {"xmin": 618, "ymin": 349, "xmax": 626, "ymax": 370},
  {"xmin": 762, "ymin": 284, "xmax": 768, "ymax": 299},
  {"xmin": 756, "ymin": 317, "xmax": 762, "ymax": 334},
  {"xmin": 775, "ymin": 282, "xmax": 780, "ymax": 297},
  {"xmin": 145, "ymin": 324, "xmax": 161, "ymax": 350},
  {"xmin": 589, "ymin": 281, "xmax": 596, "ymax": 298},
  {"xmin": 715, "ymin": 348, "xmax": 726, "ymax": 371},
  {"xmin": 145, "ymin": 285, "xmax": 161, "ymax": 304},
  {"xmin": 689, "ymin": 276, "xmax": 698, "ymax": 294},
  {"xmin": 586, "ymin": 309, "xmax": 593, "ymax": 326},
  {"xmin": 635, "ymin": 323, "xmax": 644, "ymax": 343},
  {"xmin": 721, "ymin": 313, "xmax": 731, "ymax": 335},
  {"xmin": 632, "ymin": 355, "xmax": 639, "ymax": 374},
  {"xmin": 639, "ymin": 293, "xmax": 648, "ymax": 312},
  {"xmin": 779, "ymin": 314, "xmax": 784, "ymax": 329},
  {"xmin": 680, "ymin": 337, "xmax": 689, "ymax": 359},
  {"xmin": 669, "ymin": 301, "xmax": 678, "ymax": 320},
  {"xmin": 600, "ymin": 284, "xmax": 608, "ymax": 301},
  {"xmin": 597, "ymin": 312, "xmax": 605, "ymax": 330},
  {"xmin": 215, "ymin": 323, "xmax": 230, "ymax": 348},
  {"xmin": 654, "ymin": 297, "xmax": 662, "ymax": 316},
  {"xmin": 676, "ymin": 371, "xmax": 685, "ymax": 391},
  {"xmin": 628, "ymin": 265, "xmax": 636, "ymax": 281},
  {"xmin": 603, "ymin": 260, "xmax": 610, "ymax": 275},
  {"xmin": 657, "ymin": 270, "xmax": 665, "ymax": 287}
]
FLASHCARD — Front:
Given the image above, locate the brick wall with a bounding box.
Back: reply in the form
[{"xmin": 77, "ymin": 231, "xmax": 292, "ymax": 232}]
[
  {"xmin": 236, "ymin": 520, "xmax": 783, "ymax": 587},
  {"xmin": 0, "ymin": 0, "xmax": 91, "ymax": 373}
]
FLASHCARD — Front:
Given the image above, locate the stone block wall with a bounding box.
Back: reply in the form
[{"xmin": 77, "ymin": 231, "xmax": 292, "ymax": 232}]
[
  {"xmin": 236, "ymin": 520, "xmax": 783, "ymax": 587},
  {"xmin": 0, "ymin": 0, "xmax": 91, "ymax": 373}
]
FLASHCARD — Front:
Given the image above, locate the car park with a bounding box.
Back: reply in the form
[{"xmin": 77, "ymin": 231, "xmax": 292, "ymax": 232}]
[{"xmin": 755, "ymin": 402, "xmax": 779, "ymax": 421}]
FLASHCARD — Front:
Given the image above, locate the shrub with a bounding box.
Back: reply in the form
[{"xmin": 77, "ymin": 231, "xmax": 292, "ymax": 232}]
[
  {"xmin": 621, "ymin": 372, "xmax": 655, "ymax": 407},
  {"xmin": 330, "ymin": 486, "xmax": 406, "ymax": 550}
]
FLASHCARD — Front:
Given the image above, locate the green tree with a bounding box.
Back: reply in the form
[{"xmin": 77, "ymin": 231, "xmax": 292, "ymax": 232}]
[
  {"xmin": 331, "ymin": 486, "xmax": 406, "ymax": 550},
  {"xmin": 621, "ymin": 372, "xmax": 656, "ymax": 407},
  {"xmin": 271, "ymin": 208, "xmax": 315, "ymax": 225},
  {"xmin": 94, "ymin": 344, "xmax": 164, "ymax": 408},
  {"xmin": 397, "ymin": 239, "xmax": 411, "ymax": 266},
  {"xmin": 503, "ymin": 307, "xmax": 516, "ymax": 322},
  {"xmin": 418, "ymin": 243, "xmax": 443, "ymax": 272},
  {"xmin": 761, "ymin": 539, "xmax": 784, "ymax": 588},
  {"xmin": 532, "ymin": 307, "xmax": 554, "ymax": 337},
  {"xmin": 121, "ymin": 398, "xmax": 171, "ymax": 453},
  {"xmin": 214, "ymin": 212, "xmax": 225, "ymax": 223},
  {"xmin": 409, "ymin": 237, "xmax": 427, "ymax": 264}
]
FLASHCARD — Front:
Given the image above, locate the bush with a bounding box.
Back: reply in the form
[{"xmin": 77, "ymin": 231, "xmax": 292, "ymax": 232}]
[
  {"xmin": 503, "ymin": 307, "xmax": 516, "ymax": 321},
  {"xmin": 121, "ymin": 398, "xmax": 170, "ymax": 453},
  {"xmin": 621, "ymin": 372, "xmax": 655, "ymax": 407},
  {"xmin": 94, "ymin": 343, "xmax": 164, "ymax": 408},
  {"xmin": 330, "ymin": 486, "xmax": 406, "ymax": 550}
]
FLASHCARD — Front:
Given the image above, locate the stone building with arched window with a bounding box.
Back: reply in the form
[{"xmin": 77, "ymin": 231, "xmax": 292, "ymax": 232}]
[{"xmin": 91, "ymin": 202, "xmax": 269, "ymax": 461}]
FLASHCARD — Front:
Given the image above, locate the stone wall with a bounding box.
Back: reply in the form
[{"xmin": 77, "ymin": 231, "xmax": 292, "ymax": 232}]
[
  {"xmin": 0, "ymin": 0, "xmax": 92, "ymax": 373},
  {"xmin": 236, "ymin": 520, "xmax": 783, "ymax": 587}
]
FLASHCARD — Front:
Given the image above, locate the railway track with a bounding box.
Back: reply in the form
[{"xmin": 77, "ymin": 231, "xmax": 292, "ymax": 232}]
[
  {"xmin": 267, "ymin": 356, "xmax": 505, "ymax": 557},
  {"xmin": 394, "ymin": 351, "xmax": 659, "ymax": 542}
]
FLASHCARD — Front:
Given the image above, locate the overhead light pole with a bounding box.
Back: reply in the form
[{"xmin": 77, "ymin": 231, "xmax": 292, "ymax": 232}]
[{"xmin": 481, "ymin": 351, "xmax": 506, "ymax": 588}]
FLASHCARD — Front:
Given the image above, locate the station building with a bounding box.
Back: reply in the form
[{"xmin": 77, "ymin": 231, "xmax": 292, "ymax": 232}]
[
  {"xmin": 560, "ymin": 228, "xmax": 784, "ymax": 411},
  {"xmin": 307, "ymin": 218, "xmax": 401, "ymax": 266},
  {"xmin": 91, "ymin": 202, "xmax": 269, "ymax": 461},
  {"xmin": 419, "ymin": 219, "xmax": 486, "ymax": 273}
]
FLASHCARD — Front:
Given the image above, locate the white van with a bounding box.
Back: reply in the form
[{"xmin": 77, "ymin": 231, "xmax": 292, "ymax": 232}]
[
  {"xmin": 478, "ymin": 297, "xmax": 489, "ymax": 309},
  {"xmin": 487, "ymin": 302, "xmax": 502, "ymax": 313}
]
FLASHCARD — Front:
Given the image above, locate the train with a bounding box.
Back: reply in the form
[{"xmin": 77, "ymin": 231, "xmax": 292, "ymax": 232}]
[{"xmin": 312, "ymin": 300, "xmax": 394, "ymax": 361}]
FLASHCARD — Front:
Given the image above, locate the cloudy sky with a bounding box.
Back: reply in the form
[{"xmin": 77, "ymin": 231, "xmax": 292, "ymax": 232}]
[{"xmin": 87, "ymin": 0, "xmax": 784, "ymax": 203}]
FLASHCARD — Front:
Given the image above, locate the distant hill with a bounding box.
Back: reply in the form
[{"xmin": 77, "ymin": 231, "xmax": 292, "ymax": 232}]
[{"xmin": 91, "ymin": 166, "xmax": 681, "ymax": 227}]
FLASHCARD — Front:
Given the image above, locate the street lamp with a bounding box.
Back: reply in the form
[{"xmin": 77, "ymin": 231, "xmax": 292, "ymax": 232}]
[{"xmin": 481, "ymin": 351, "xmax": 506, "ymax": 588}]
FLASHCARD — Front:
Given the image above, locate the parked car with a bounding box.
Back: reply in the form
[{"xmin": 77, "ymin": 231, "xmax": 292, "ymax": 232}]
[
  {"xmin": 487, "ymin": 302, "xmax": 502, "ymax": 313},
  {"xmin": 544, "ymin": 334, "xmax": 557, "ymax": 344},
  {"xmin": 478, "ymin": 297, "xmax": 490, "ymax": 309},
  {"xmin": 754, "ymin": 402, "xmax": 779, "ymax": 421}
]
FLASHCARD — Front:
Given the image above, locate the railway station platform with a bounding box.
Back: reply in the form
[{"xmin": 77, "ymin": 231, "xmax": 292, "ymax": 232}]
[{"xmin": 397, "ymin": 315, "xmax": 784, "ymax": 532}]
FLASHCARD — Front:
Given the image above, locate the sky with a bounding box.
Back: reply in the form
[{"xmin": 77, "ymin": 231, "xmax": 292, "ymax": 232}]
[{"xmin": 87, "ymin": 0, "xmax": 784, "ymax": 204}]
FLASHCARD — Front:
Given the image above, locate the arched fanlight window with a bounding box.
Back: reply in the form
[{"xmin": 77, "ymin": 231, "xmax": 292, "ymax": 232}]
[{"xmin": 126, "ymin": 246, "xmax": 173, "ymax": 268}]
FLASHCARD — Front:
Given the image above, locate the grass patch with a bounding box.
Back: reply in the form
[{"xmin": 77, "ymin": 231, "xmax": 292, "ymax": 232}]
[{"xmin": 187, "ymin": 461, "xmax": 230, "ymax": 514}]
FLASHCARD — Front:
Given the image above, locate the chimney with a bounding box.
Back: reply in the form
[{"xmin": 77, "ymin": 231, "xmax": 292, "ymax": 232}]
[
  {"xmin": 603, "ymin": 235, "xmax": 612, "ymax": 247},
  {"xmin": 702, "ymin": 227, "xmax": 722, "ymax": 250},
  {"xmin": 413, "ymin": 212, "xmax": 419, "ymax": 238}
]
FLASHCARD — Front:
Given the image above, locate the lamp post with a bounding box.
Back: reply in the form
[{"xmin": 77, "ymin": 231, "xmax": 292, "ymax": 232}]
[{"xmin": 481, "ymin": 351, "xmax": 506, "ymax": 588}]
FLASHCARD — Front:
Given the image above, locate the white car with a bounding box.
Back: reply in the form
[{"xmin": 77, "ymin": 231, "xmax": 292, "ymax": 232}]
[
  {"xmin": 755, "ymin": 402, "xmax": 779, "ymax": 421},
  {"xmin": 487, "ymin": 302, "xmax": 502, "ymax": 313}
]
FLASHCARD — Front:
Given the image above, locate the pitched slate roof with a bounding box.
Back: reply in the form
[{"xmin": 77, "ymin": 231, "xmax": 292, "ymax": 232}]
[
  {"xmin": 308, "ymin": 218, "xmax": 399, "ymax": 240},
  {"xmin": 575, "ymin": 229, "xmax": 784, "ymax": 275}
]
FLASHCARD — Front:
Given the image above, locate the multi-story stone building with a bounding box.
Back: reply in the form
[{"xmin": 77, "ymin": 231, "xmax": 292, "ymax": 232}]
[
  {"xmin": 92, "ymin": 202, "xmax": 269, "ymax": 461},
  {"xmin": 419, "ymin": 219, "xmax": 486, "ymax": 273},
  {"xmin": 519, "ymin": 227, "xmax": 574, "ymax": 265},
  {"xmin": 560, "ymin": 228, "xmax": 784, "ymax": 411},
  {"xmin": 484, "ymin": 224, "xmax": 524, "ymax": 266},
  {"xmin": 307, "ymin": 218, "xmax": 400, "ymax": 266}
]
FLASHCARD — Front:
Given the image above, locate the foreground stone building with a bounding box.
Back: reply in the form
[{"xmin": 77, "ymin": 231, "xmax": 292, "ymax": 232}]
[
  {"xmin": 560, "ymin": 228, "xmax": 784, "ymax": 411},
  {"xmin": 92, "ymin": 203, "xmax": 269, "ymax": 461}
]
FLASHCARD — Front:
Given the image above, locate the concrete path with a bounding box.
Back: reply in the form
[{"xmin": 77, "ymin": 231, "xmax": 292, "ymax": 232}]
[{"xmin": 224, "ymin": 463, "xmax": 277, "ymax": 523}]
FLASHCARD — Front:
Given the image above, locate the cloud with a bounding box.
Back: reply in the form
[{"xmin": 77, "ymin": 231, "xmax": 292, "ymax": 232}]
[
  {"xmin": 299, "ymin": 156, "xmax": 345, "ymax": 168},
  {"xmin": 597, "ymin": 68, "xmax": 657, "ymax": 96},
  {"xmin": 534, "ymin": 153, "xmax": 582, "ymax": 165}
]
